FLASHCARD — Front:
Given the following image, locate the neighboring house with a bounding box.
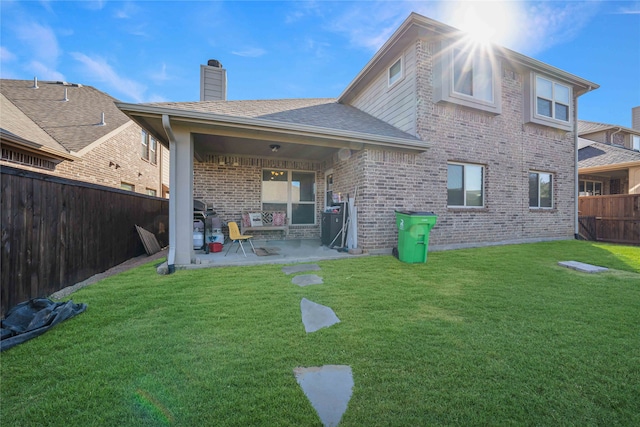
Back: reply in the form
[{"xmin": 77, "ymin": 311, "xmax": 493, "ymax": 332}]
[
  {"xmin": 577, "ymin": 116, "xmax": 640, "ymax": 195},
  {"xmin": 117, "ymin": 12, "xmax": 598, "ymax": 268},
  {"xmin": 0, "ymin": 79, "xmax": 169, "ymax": 197}
]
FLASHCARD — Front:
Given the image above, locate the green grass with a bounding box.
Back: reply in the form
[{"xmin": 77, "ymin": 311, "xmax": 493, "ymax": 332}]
[{"xmin": 2, "ymin": 240, "xmax": 639, "ymax": 426}]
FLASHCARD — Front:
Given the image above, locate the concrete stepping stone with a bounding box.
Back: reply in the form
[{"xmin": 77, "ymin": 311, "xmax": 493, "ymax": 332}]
[
  {"xmin": 293, "ymin": 365, "xmax": 353, "ymax": 427},
  {"xmin": 559, "ymin": 261, "xmax": 609, "ymax": 273},
  {"xmin": 292, "ymin": 274, "xmax": 324, "ymax": 287},
  {"xmin": 282, "ymin": 264, "xmax": 321, "ymax": 275},
  {"xmin": 301, "ymin": 298, "xmax": 340, "ymax": 333}
]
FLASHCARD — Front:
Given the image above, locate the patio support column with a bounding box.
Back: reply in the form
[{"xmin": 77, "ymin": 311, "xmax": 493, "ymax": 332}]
[{"xmin": 164, "ymin": 115, "xmax": 194, "ymax": 267}]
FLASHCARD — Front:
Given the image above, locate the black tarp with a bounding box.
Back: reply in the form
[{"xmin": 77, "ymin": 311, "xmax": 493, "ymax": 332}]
[{"xmin": 1, "ymin": 298, "xmax": 87, "ymax": 351}]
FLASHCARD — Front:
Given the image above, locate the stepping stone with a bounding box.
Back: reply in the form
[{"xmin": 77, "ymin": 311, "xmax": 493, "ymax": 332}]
[
  {"xmin": 293, "ymin": 365, "xmax": 353, "ymax": 427},
  {"xmin": 292, "ymin": 274, "xmax": 324, "ymax": 287},
  {"xmin": 282, "ymin": 264, "xmax": 321, "ymax": 275},
  {"xmin": 301, "ymin": 298, "xmax": 340, "ymax": 333},
  {"xmin": 559, "ymin": 261, "xmax": 609, "ymax": 273}
]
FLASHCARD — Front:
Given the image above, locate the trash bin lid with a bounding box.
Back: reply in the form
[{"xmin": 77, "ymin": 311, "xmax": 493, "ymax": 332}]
[{"xmin": 395, "ymin": 210, "xmax": 436, "ymax": 216}]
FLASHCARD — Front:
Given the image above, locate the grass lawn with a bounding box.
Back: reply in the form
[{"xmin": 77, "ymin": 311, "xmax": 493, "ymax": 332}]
[{"xmin": 1, "ymin": 240, "xmax": 639, "ymax": 426}]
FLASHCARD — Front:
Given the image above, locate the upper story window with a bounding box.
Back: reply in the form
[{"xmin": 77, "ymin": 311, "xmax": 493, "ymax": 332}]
[
  {"xmin": 525, "ymin": 73, "xmax": 573, "ymax": 131},
  {"xmin": 388, "ymin": 57, "xmax": 403, "ymax": 87},
  {"xmin": 633, "ymin": 135, "xmax": 640, "ymax": 151},
  {"xmin": 433, "ymin": 41, "xmax": 501, "ymax": 115},
  {"xmin": 535, "ymin": 76, "xmax": 570, "ymax": 122},
  {"xmin": 140, "ymin": 130, "xmax": 157, "ymax": 165},
  {"xmin": 453, "ymin": 48, "xmax": 493, "ymax": 103}
]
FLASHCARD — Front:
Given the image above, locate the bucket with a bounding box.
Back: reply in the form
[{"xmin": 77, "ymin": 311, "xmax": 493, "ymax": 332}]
[
  {"xmin": 208, "ymin": 242, "xmax": 222, "ymax": 253},
  {"xmin": 193, "ymin": 231, "xmax": 204, "ymax": 249}
]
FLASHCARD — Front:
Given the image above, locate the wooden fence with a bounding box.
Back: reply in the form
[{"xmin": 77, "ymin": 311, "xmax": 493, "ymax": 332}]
[
  {"xmin": 578, "ymin": 194, "xmax": 640, "ymax": 245},
  {"xmin": 1, "ymin": 166, "xmax": 169, "ymax": 316}
]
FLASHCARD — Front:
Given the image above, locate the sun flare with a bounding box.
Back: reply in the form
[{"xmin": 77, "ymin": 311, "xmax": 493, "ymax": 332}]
[{"xmin": 446, "ymin": 1, "xmax": 518, "ymax": 46}]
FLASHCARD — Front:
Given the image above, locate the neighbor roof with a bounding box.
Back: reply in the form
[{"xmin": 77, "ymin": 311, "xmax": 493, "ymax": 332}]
[
  {"xmin": 579, "ymin": 140, "xmax": 640, "ymax": 168},
  {"xmin": 0, "ymin": 79, "xmax": 131, "ymax": 153},
  {"xmin": 146, "ymin": 98, "xmax": 421, "ymax": 142},
  {"xmin": 578, "ymin": 120, "xmax": 640, "ymax": 136}
]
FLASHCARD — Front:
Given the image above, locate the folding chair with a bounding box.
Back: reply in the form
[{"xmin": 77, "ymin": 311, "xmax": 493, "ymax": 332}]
[{"xmin": 225, "ymin": 221, "xmax": 255, "ymax": 257}]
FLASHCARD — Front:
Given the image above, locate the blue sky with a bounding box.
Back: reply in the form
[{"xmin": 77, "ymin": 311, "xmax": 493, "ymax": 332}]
[{"xmin": 1, "ymin": 1, "xmax": 639, "ymax": 127}]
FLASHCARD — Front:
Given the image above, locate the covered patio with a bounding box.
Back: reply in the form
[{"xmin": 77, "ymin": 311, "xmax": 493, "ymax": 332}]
[{"xmin": 117, "ymin": 99, "xmax": 427, "ymax": 271}]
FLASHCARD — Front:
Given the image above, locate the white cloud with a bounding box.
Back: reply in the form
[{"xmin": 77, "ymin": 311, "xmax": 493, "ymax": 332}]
[
  {"xmin": 0, "ymin": 46, "xmax": 17, "ymax": 62},
  {"xmin": 114, "ymin": 2, "xmax": 140, "ymax": 19},
  {"xmin": 231, "ymin": 47, "xmax": 267, "ymax": 58},
  {"xmin": 70, "ymin": 52, "xmax": 147, "ymax": 102},
  {"xmin": 15, "ymin": 21, "xmax": 61, "ymax": 65},
  {"xmin": 28, "ymin": 60, "xmax": 65, "ymax": 81},
  {"xmin": 150, "ymin": 63, "xmax": 170, "ymax": 83}
]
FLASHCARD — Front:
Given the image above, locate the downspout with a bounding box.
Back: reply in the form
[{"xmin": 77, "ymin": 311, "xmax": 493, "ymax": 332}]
[
  {"xmin": 162, "ymin": 114, "xmax": 177, "ymax": 272},
  {"xmin": 574, "ymin": 98, "xmax": 580, "ymax": 239},
  {"xmin": 610, "ymin": 127, "xmax": 622, "ymax": 144}
]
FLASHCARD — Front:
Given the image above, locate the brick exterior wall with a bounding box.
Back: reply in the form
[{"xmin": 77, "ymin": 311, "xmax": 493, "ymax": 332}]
[
  {"xmin": 338, "ymin": 39, "xmax": 576, "ymax": 250},
  {"xmin": 186, "ymin": 39, "xmax": 579, "ymax": 252},
  {"xmin": 1, "ymin": 122, "xmax": 163, "ymax": 196},
  {"xmin": 193, "ymin": 156, "xmax": 325, "ymax": 240}
]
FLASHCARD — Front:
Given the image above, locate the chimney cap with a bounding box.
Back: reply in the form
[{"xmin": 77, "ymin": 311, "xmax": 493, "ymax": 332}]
[{"xmin": 207, "ymin": 59, "xmax": 222, "ymax": 68}]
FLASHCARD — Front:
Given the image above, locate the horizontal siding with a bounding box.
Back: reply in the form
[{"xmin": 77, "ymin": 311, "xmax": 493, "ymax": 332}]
[
  {"xmin": 350, "ymin": 45, "xmax": 416, "ymax": 136},
  {"xmin": 202, "ymin": 68, "xmax": 226, "ymax": 101}
]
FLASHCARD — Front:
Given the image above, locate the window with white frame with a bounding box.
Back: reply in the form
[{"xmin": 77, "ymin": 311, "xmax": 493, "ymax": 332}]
[
  {"xmin": 447, "ymin": 163, "xmax": 484, "ymax": 207},
  {"xmin": 579, "ymin": 180, "xmax": 602, "ymax": 196},
  {"xmin": 529, "ymin": 172, "xmax": 553, "ymax": 208},
  {"xmin": 121, "ymin": 182, "xmax": 135, "ymax": 192},
  {"xmin": 262, "ymin": 169, "xmax": 316, "ymax": 225},
  {"xmin": 388, "ymin": 57, "xmax": 403, "ymax": 87},
  {"xmin": 453, "ymin": 48, "xmax": 493, "ymax": 103},
  {"xmin": 140, "ymin": 130, "xmax": 157, "ymax": 165},
  {"xmin": 325, "ymin": 170, "xmax": 334, "ymax": 208},
  {"xmin": 633, "ymin": 135, "xmax": 640, "ymax": 151},
  {"xmin": 535, "ymin": 76, "xmax": 570, "ymax": 122},
  {"xmin": 433, "ymin": 41, "xmax": 501, "ymax": 114}
]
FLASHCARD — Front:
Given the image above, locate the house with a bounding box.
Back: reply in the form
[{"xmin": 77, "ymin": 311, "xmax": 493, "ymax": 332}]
[
  {"xmin": 1, "ymin": 79, "xmax": 169, "ymax": 197},
  {"xmin": 117, "ymin": 12, "xmax": 598, "ymax": 268},
  {"xmin": 577, "ymin": 114, "xmax": 640, "ymax": 195}
]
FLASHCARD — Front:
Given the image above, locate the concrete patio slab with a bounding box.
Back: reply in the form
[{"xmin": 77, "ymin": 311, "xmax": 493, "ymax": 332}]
[
  {"xmin": 282, "ymin": 264, "xmax": 321, "ymax": 275},
  {"xmin": 292, "ymin": 274, "xmax": 324, "ymax": 287},
  {"xmin": 301, "ymin": 298, "xmax": 340, "ymax": 333},
  {"xmin": 293, "ymin": 365, "xmax": 353, "ymax": 427},
  {"xmin": 559, "ymin": 261, "xmax": 609, "ymax": 273}
]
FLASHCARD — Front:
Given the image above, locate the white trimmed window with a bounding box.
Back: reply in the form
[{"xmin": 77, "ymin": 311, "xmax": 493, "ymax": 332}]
[
  {"xmin": 140, "ymin": 130, "xmax": 158, "ymax": 165},
  {"xmin": 535, "ymin": 76, "xmax": 570, "ymax": 122},
  {"xmin": 388, "ymin": 57, "xmax": 403, "ymax": 87},
  {"xmin": 579, "ymin": 180, "xmax": 602, "ymax": 196},
  {"xmin": 453, "ymin": 48, "xmax": 493, "ymax": 103},
  {"xmin": 146, "ymin": 188, "xmax": 157, "ymax": 196},
  {"xmin": 633, "ymin": 135, "xmax": 640, "ymax": 151},
  {"xmin": 447, "ymin": 163, "xmax": 484, "ymax": 207},
  {"xmin": 262, "ymin": 169, "xmax": 316, "ymax": 225},
  {"xmin": 434, "ymin": 41, "xmax": 501, "ymax": 114},
  {"xmin": 121, "ymin": 182, "xmax": 135, "ymax": 192},
  {"xmin": 529, "ymin": 172, "xmax": 553, "ymax": 208}
]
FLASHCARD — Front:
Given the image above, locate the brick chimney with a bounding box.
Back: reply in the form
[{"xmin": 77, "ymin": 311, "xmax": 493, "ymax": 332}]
[
  {"xmin": 633, "ymin": 106, "xmax": 640, "ymax": 131},
  {"xmin": 200, "ymin": 59, "xmax": 227, "ymax": 101}
]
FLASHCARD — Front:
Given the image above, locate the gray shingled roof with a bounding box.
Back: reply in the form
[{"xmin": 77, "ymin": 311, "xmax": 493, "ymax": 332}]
[
  {"xmin": 578, "ymin": 120, "xmax": 640, "ymax": 136},
  {"xmin": 1, "ymin": 79, "xmax": 130, "ymax": 153},
  {"xmin": 147, "ymin": 98, "xmax": 420, "ymax": 141},
  {"xmin": 1, "ymin": 94, "xmax": 67, "ymax": 153},
  {"xmin": 578, "ymin": 141, "xmax": 640, "ymax": 168}
]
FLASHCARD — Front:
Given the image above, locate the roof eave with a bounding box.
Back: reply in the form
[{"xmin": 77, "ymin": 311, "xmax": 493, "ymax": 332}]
[
  {"xmin": 0, "ymin": 130, "xmax": 78, "ymax": 161},
  {"xmin": 116, "ymin": 102, "xmax": 431, "ymax": 152}
]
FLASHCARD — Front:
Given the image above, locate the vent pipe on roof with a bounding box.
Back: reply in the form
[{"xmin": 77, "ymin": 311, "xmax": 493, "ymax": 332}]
[
  {"xmin": 63, "ymin": 87, "xmax": 69, "ymax": 102},
  {"xmin": 98, "ymin": 112, "xmax": 106, "ymax": 126},
  {"xmin": 32, "ymin": 77, "xmax": 38, "ymax": 89}
]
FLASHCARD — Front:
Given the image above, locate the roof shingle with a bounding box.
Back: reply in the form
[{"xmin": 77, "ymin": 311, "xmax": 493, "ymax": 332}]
[{"xmin": 578, "ymin": 141, "xmax": 640, "ymax": 168}]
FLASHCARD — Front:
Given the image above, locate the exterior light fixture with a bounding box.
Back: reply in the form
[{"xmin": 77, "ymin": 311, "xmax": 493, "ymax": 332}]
[{"xmin": 270, "ymin": 144, "xmax": 280, "ymax": 152}]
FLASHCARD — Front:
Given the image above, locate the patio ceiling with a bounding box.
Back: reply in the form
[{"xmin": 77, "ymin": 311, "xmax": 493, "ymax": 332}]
[{"xmin": 192, "ymin": 132, "xmax": 339, "ymax": 161}]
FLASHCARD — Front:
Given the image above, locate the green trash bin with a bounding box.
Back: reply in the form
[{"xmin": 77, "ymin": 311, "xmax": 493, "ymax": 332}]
[{"xmin": 395, "ymin": 210, "xmax": 438, "ymax": 263}]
